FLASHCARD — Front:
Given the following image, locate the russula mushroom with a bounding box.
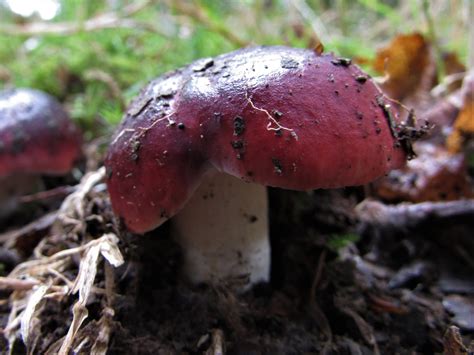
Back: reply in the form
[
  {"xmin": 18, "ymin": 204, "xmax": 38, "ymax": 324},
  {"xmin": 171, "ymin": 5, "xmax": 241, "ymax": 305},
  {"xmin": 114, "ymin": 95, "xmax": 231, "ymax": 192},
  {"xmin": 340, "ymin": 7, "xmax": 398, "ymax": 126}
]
[
  {"xmin": 0, "ymin": 88, "xmax": 82, "ymax": 217},
  {"xmin": 106, "ymin": 46, "xmax": 411, "ymax": 289}
]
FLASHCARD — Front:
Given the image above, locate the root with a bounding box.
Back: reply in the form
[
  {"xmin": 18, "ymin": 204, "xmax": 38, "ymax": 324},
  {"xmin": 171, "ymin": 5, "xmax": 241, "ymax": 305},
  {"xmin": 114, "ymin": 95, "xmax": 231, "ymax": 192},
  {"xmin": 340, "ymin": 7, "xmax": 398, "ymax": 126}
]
[
  {"xmin": 246, "ymin": 93, "xmax": 298, "ymax": 139},
  {"xmin": 112, "ymin": 111, "xmax": 176, "ymax": 146}
]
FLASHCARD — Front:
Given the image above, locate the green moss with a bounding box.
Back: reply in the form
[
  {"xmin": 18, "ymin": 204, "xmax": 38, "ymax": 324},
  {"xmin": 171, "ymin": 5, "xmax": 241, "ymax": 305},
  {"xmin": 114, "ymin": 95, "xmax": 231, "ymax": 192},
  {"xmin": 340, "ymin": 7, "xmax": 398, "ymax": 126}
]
[
  {"xmin": 326, "ymin": 233, "xmax": 360, "ymax": 252},
  {"xmin": 0, "ymin": 0, "xmax": 466, "ymax": 138}
]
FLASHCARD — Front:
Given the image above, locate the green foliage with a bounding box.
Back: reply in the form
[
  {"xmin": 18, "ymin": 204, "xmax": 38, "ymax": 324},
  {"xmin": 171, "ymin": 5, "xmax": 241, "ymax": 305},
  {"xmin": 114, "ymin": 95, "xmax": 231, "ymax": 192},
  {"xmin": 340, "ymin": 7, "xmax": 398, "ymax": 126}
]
[
  {"xmin": 357, "ymin": 0, "xmax": 402, "ymax": 25},
  {"xmin": 326, "ymin": 233, "xmax": 360, "ymax": 252},
  {"xmin": 468, "ymin": 152, "xmax": 474, "ymax": 170},
  {"xmin": 0, "ymin": 0, "xmax": 468, "ymax": 138}
]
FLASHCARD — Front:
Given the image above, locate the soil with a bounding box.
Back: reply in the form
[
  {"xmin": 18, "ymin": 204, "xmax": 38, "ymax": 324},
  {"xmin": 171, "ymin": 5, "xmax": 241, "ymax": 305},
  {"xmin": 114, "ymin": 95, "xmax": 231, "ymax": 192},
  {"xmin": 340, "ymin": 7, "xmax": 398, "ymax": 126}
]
[{"xmin": 1, "ymin": 182, "xmax": 473, "ymax": 354}]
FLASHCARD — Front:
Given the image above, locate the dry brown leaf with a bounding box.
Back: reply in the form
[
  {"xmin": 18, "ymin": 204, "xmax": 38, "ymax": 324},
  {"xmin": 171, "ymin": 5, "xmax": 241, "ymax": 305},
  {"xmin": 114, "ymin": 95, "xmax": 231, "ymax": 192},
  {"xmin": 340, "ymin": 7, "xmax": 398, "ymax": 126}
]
[
  {"xmin": 20, "ymin": 284, "xmax": 49, "ymax": 346},
  {"xmin": 99, "ymin": 237, "xmax": 125, "ymax": 267},
  {"xmin": 3, "ymin": 233, "xmax": 122, "ymax": 354},
  {"xmin": 205, "ymin": 329, "xmax": 226, "ymax": 355},
  {"xmin": 0, "ymin": 277, "xmax": 39, "ymax": 291},
  {"xmin": 374, "ymin": 142, "xmax": 472, "ymax": 202},
  {"xmin": 352, "ymin": 56, "xmax": 371, "ymax": 66},
  {"xmin": 2, "ymin": 167, "xmax": 118, "ymax": 354},
  {"xmin": 59, "ymin": 233, "xmax": 123, "ymax": 355},
  {"xmin": 70, "ymin": 243, "xmax": 102, "ymax": 300},
  {"xmin": 447, "ymin": 100, "xmax": 474, "ymax": 152},
  {"xmin": 56, "ymin": 167, "xmax": 106, "ymax": 233},
  {"xmin": 443, "ymin": 326, "xmax": 469, "ymax": 355},
  {"xmin": 447, "ymin": 73, "xmax": 474, "ymax": 152},
  {"xmin": 373, "ymin": 33, "xmax": 435, "ymax": 101},
  {"xmin": 90, "ymin": 308, "xmax": 115, "ymax": 355},
  {"xmin": 58, "ymin": 302, "xmax": 90, "ymax": 355}
]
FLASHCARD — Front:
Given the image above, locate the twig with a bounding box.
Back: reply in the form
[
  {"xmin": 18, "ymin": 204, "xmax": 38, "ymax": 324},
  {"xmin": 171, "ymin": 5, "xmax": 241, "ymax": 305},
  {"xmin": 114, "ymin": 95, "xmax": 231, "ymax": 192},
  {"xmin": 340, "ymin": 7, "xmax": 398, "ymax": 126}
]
[
  {"xmin": 0, "ymin": 277, "xmax": 39, "ymax": 291},
  {"xmin": 0, "ymin": 0, "xmax": 163, "ymax": 36},
  {"xmin": 104, "ymin": 262, "xmax": 115, "ymax": 307},
  {"xmin": 308, "ymin": 251, "xmax": 332, "ymax": 347},
  {"xmin": 0, "ymin": 211, "xmax": 57, "ymax": 245},
  {"xmin": 431, "ymin": 72, "xmax": 466, "ymax": 98},
  {"xmin": 19, "ymin": 186, "xmax": 76, "ymax": 204},
  {"xmin": 310, "ymin": 249, "xmax": 327, "ymax": 301},
  {"xmin": 169, "ymin": 0, "xmax": 248, "ymax": 47},
  {"xmin": 356, "ymin": 199, "xmax": 474, "ymax": 230},
  {"xmin": 84, "ymin": 69, "xmax": 126, "ymax": 111},
  {"xmin": 289, "ymin": 0, "xmax": 327, "ymax": 51},
  {"xmin": 467, "ymin": 0, "xmax": 474, "ymax": 69},
  {"xmin": 0, "ymin": 19, "xmax": 161, "ymax": 36},
  {"xmin": 422, "ymin": 0, "xmax": 444, "ymax": 79}
]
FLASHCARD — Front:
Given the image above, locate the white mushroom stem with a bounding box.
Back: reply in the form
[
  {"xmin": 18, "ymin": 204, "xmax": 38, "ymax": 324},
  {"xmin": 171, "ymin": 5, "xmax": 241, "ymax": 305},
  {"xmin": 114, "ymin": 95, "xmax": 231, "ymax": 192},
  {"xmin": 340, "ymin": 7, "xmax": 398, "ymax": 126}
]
[{"xmin": 171, "ymin": 171, "xmax": 270, "ymax": 290}]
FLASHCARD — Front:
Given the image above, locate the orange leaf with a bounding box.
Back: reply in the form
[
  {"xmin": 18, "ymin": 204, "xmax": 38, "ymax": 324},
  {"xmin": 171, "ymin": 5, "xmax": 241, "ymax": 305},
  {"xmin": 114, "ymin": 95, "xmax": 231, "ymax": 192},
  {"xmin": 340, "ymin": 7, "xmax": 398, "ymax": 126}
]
[
  {"xmin": 447, "ymin": 100, "xmax": 474, "ymax": 153},
  {"xmin": 373, "ymin": 33, "xmax": 434, "ymax": 101},
  {"xmin": 374, "ymin": 142, "xmax": 472, "ymax": 202}
]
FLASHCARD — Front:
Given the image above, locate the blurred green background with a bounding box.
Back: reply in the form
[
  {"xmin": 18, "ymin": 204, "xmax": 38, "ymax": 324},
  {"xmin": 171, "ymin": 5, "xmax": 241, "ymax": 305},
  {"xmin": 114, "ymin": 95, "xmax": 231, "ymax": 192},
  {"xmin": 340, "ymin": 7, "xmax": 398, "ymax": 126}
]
[{"xmin": 0, "ymin": 0, "xmax": 469, "ymax": 139}]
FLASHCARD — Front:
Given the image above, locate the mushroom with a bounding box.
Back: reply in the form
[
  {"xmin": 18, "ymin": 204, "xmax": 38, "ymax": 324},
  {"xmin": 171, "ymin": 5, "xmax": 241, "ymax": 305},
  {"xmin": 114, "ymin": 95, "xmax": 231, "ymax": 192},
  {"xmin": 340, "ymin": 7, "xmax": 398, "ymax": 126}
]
[
  {"xmin": 106, "ymin": 46, "xmax": 411, "ymax": 290},
  {"xmin": 0, "ymin": 88, "xmax": 82, "ymax": 218}
]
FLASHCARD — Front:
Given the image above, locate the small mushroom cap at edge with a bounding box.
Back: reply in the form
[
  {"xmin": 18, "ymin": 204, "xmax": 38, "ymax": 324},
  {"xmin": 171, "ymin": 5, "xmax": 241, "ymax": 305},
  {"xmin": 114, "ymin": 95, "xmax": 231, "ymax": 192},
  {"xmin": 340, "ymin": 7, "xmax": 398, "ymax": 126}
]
[{"xmin": 0, "ymin": 88, "xmax": 82, "ymax": 178}]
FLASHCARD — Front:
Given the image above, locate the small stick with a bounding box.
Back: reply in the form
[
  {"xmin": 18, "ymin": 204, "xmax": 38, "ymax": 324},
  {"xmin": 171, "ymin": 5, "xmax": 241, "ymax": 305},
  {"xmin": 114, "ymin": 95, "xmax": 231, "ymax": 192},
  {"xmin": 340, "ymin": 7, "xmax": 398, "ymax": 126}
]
[
  {"xmin": 356, "ymin": 199, "xmax": 474, "ymax": 229},
  {"xmin": 0, "ymin": 277, "xmax": 39, "ymax": 291},
  {"xmin": 19, "ymin": 186, "xmax": 76, "ymax": 204}
]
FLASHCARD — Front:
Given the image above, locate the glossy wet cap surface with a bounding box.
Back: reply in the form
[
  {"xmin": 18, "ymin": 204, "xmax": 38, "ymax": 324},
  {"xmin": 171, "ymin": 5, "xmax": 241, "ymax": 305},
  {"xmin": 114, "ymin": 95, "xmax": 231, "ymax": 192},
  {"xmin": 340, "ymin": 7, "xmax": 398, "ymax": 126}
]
[
  {"xmin": 0, "ymin": 88, "xmax": 82, "ymax": 178},
  {"xmin": 106, "ymin": 46, "xmax": 408, "ymax": 233}
]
